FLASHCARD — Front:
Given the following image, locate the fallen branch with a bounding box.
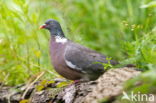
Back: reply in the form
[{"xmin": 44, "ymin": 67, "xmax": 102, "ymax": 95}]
[{"xmin": 0, "ymin": 67, "xmax": 141, "ymax": 103}]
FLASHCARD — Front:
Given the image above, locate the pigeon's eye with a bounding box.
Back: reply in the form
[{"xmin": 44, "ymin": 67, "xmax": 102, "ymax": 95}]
[{"xmin": 45, "ymin": 22, "xmax": 49, "ymax": 25}]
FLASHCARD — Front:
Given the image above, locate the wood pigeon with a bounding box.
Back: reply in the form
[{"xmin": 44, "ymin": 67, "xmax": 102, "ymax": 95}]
[{"xmin": 40, "ymin": 19, "xmax": 118, "ymax": 81}]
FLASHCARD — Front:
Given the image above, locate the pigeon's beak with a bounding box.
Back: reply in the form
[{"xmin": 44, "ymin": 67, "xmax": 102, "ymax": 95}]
[{"xmin": 39, "ymin": 24, "xmax": 47, "ymax": 29}]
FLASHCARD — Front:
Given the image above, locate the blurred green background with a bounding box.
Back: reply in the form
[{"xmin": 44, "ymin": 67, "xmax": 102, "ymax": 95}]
[{"xmin": 0, "ymin": 0, "xmax": 156, "ymax": 87}]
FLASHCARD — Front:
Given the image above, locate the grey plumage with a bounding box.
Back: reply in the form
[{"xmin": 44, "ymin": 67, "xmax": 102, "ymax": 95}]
[
  {"xmin": 64, "ymin": 41, "xmax": 118, "ymax": 80},
  {"xmin": 40, "ymin": 19, "xmax": 118, "ymax": 81}
]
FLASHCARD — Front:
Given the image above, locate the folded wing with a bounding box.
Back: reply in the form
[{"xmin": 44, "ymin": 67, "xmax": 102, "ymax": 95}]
[{"xmin": 64, "ymin": 42, "xmax": 118, "ymax": 80}]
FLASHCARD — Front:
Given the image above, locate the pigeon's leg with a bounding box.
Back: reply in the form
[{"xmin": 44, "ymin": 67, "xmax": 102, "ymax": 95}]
[
  {"xmin": 67, "ymin": 80, "xmax": 80, "ymax": 87},
  {"xmin": 73, "ymin": 80, "xmax": 80, "ymax": 84}
]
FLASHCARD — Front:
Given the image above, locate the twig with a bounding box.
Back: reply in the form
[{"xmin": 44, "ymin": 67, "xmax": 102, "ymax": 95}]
[{"xmin": 22, "ymin": 71, "xmax": 45, "ymax": 99}]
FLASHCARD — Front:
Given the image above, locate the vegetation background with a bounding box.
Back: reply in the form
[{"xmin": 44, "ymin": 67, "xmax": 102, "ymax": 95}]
[{"xmin": 0, "ymin": 0, "xmax": 156, "ymax": 98}]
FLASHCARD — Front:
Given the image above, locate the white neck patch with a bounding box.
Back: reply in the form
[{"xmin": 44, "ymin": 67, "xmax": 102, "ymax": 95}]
[{"xmin": 55, "ymin": 36, "xmax": 67, "ymax": 44}]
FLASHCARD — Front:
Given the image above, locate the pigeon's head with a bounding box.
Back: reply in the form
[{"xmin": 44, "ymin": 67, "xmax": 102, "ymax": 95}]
[
  {"xmin": 40, "ymin": 19, "xmax": 65, "ymax": 37},
  {"xmin": 40, "ymin": 19, "xmax": 60, "ymax": 30}
]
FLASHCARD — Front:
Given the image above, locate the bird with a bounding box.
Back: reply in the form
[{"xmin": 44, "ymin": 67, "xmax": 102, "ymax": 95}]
[{"xmin": 39, "ymin": 19, "xmax": 118, "ymax": 82}]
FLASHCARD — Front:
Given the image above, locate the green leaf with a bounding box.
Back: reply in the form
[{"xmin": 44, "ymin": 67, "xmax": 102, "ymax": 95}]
[{"xmin": 140, "ymin": 1, "xmax": 156, "ymax": 8}]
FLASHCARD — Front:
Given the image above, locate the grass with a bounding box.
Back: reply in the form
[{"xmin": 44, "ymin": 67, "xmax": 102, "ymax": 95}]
[{"xmin": 0, "ymin": 0, "xmax": 156, "ymax": 97}]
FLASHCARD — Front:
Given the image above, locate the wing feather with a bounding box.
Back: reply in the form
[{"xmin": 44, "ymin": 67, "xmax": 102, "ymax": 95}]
[{"xmin": 64, "ymin": 42, "xmax": 118, "ymax": 74}]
